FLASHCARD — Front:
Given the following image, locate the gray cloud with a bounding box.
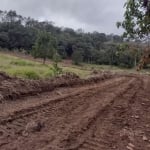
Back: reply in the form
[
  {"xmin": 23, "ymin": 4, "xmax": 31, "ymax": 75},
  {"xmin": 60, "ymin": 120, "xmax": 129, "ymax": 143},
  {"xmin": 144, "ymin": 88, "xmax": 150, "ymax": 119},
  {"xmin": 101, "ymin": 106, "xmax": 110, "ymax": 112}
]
[{"xmin": 0, "ymin": 0, "xmax": 126, "ymax": 34}]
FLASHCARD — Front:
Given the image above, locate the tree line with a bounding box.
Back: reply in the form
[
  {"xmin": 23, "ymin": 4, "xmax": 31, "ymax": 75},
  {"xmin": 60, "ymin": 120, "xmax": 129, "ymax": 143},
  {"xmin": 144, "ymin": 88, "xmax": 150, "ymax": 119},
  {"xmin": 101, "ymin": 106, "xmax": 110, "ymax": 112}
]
[{"xmin": 0, "ymin": 10, "xmax": 143, "ymax": 68}]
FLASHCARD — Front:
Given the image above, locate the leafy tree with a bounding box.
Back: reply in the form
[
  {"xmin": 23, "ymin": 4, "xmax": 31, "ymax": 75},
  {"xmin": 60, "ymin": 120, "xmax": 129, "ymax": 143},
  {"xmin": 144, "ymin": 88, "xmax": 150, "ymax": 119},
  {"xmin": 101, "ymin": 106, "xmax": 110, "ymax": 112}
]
[
  {"xmin": 117, "ymin": 0, "xmax": 150, "ymax": 38},
  {"xmin": 116, "ymin": 43, "xmax": 141, "ymax": 68},
  {"xmin": 32, "ymin": 31, "xmax": 56, "ymax": 64},
  {"xmin": 0, "ymin": 10, "xmax": 134, "ymax": 68}
]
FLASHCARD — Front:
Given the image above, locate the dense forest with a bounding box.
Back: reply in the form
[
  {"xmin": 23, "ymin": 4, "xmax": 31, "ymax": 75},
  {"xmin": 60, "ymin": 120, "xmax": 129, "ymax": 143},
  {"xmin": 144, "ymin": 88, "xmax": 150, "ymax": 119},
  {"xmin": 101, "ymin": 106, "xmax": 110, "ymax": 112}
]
[{"xmin": 0, "ymin": 10, "xmax": 142, "ymax": 67}]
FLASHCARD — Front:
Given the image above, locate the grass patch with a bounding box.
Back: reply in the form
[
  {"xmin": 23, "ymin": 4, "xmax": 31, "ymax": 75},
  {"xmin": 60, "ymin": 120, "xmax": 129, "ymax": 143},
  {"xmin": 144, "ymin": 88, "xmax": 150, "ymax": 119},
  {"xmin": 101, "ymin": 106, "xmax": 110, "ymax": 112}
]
[
  {"xmin": 10, "ymin": 59, "xmax": 35, "ymax": 66},
  {"xmin": 62, "ymin": 66, "xmax": 91, "ymax": 78},
  {"xmin": 44, "ymin": 70, "xmax": 55, "ymax": 78},
  {"xmin": 0, "ymin": 53, "xmax": 55, "ymax": 79},
  {"xmin": 8, "ymin": 69, "xmax": 40, "ymax": 79},
  {"xmin": 1, "ymin": 52, "xmax": 150, "ymax": 79}
]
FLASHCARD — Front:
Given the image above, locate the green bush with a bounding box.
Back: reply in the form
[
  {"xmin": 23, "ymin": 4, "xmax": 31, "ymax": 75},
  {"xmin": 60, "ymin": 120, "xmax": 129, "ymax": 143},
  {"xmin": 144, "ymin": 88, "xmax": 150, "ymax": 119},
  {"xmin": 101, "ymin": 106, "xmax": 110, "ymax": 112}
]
[
  {"xmin": 51, "ymin": 63, "xmax": 63, "ymax": 76},
  {"xmin": 24, "ymin": 71, "xmax": 40, "ymax": 79},
  {"xmin": 53, "ymin": 53, "xmax": 62, "ymax": 63}
]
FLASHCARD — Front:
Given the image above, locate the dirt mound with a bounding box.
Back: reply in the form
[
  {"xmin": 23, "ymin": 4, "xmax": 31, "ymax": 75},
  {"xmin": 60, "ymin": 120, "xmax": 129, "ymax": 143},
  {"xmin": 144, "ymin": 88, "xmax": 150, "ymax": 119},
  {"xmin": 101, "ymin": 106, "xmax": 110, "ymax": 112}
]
[
  {"xmin": 60, "ymin": 72, "xmax": 80, "ymax": 79},
  {"xmin": 0, "ymin": 71, "xmax": 115, "ymax": 102},
  {"xmin": 0, "ymin": 72, "xmax": 11, "ymax": 81}
]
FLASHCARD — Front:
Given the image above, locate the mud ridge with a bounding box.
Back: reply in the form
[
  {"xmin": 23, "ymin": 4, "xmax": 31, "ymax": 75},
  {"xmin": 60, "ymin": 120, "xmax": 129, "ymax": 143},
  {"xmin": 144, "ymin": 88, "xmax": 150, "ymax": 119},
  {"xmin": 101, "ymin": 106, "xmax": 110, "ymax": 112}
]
[{"xmin": 0, "ymin": 72, "xmax": 115, "ymax": 102}]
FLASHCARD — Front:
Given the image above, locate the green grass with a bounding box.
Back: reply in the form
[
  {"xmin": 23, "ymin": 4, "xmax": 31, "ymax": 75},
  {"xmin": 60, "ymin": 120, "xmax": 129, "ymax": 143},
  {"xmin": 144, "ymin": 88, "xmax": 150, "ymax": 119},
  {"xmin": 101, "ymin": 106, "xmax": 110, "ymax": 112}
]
[
  {"xmin": 0, "ymin": 53, "xmax": 92, "ymax": 79},
  {"xmin": 0, "ymin": 53, "xmax": 54, "ymax": 79},
  {"xmin": 1, "ymin": 52, "xmax": 150, "ymax": 79},
  {"xmin": 10, "ymin": 59, "xmax": 35, "ymax": 66}
]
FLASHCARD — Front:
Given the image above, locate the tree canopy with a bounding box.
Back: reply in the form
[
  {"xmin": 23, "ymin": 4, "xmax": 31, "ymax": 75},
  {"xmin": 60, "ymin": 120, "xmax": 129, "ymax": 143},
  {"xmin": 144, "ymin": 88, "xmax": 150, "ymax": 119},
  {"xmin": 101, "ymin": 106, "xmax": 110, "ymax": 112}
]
[
  {"xmin": 117, "ymin": 0, "xmax": 150, "ymax": 39},
  {"xmin": 0, "ymin": 10, "xmax": 143, "ymax": 68},
  {"xmin": 32, "ymin": 31, "xmax": 57, "ymax": 64}
]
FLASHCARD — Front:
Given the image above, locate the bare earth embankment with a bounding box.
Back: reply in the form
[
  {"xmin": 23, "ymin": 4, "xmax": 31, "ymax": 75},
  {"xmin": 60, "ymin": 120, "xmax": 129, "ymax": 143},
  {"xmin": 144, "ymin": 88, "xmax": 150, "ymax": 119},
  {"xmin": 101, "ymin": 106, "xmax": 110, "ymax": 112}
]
[{"xmin": 0, "ymin": 72, "xmax": 150, "ymax": 150}]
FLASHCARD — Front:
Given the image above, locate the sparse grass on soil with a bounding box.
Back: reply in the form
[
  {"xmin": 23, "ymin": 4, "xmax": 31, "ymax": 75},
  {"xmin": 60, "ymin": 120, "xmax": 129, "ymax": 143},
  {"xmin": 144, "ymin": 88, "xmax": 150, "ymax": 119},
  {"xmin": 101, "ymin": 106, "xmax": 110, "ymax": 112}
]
[{"xmin": 1, "ymin": 52, "xmax": 150, "ymax": 79}]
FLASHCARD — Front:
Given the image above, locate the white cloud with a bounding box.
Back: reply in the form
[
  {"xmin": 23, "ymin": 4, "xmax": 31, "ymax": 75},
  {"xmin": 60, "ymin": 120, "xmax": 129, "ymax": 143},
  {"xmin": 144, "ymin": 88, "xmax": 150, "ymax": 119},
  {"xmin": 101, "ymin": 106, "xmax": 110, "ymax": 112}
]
[{"xmin": 0, "ymin": 0, "xmax": 126, "ymax": 34}]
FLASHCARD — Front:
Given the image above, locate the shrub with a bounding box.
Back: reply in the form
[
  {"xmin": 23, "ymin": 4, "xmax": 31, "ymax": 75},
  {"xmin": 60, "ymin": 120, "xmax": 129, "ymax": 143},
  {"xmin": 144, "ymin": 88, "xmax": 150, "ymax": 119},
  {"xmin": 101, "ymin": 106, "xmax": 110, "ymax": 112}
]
[
  {"xmin": 24, "ymin": 71, "xmax": 40, "ymax": 79},
  {"xmin": 51, "ymin": 63, "xmax": 63, "ymax": 76},
  {"xmin": 53, "ymin": 53, "xmax": 62, "ymax": 63}
]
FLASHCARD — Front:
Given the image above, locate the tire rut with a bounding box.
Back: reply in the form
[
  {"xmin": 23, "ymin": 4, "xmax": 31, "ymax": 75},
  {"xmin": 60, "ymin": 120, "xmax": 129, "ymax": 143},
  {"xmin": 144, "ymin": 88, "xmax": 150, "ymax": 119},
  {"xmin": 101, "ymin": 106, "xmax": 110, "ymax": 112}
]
[
  {"xmin": 38, "ymin": 77, "xmax": 136, "ymax": 150},
  {"xmin": 0, "ymin": 77, "xmax": 126, "ymax": 125},
  {"xmin": 77, "ymin": 77, "xmax": 143, "ymax": 150},
  {"xmin": 0, "ymin": 77, "xmax": 130, "ymax": 150},
  {"xmin": 0, "ymin": 76, "xmax": 145, "ymax": 150}
]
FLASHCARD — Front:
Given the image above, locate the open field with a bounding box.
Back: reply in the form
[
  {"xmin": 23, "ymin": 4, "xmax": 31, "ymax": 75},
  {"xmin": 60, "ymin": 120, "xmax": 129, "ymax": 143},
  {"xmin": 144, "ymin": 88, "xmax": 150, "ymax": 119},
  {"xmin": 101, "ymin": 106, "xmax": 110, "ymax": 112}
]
[
  {"xmin": 0, "ymin": 52, "xmax": 92, "ymax": 79},
  {"xmin": 0, "ymin": 2, "xmax": 149, "ymax": 150},
  {"xmin": 0, "ymin": 72, "xmax": 150, "ymax": 150},
  {"xmin": 0, "ymin": 52, "xmax": 150, "ymax": 150},
  {"xmin": 1, "ymin": 52, "xmax": 150, "ymax": 79}
]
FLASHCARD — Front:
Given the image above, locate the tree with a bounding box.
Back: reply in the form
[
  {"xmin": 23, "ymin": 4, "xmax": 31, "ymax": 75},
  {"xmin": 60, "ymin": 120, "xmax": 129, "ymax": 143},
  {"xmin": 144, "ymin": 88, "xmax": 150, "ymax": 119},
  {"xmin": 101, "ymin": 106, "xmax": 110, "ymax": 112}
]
[
  {"xmin": 0, "ymin": 10, "xmax": 127, "ymax": 67},
  {"xmin": 32, "ymin": 31, "xmax": 56, "ymax": 64},
  {"xmin": 117, "ymin": 0, "xmax": 150, "ymax": 39},
  {"xmin": 72, "ymin": 50, "xmax": 83, "ymax": 65},
  {"xmin": 116, "ymin": 43, "xmax": 141, "ymax": 68}
]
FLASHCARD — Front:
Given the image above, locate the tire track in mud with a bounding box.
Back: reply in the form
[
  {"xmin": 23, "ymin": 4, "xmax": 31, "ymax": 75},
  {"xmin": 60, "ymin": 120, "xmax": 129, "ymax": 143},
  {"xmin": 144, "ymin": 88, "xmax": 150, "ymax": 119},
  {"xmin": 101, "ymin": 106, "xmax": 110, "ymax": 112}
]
[
  {"xmin": 0, "ymin": 76, "xmax": 144, "ymax": 150},
  {"xmin": 121, "ymin": 76, "xmax": 150, "ymax": 150},
  {"xmin": 76, "ymin": 77, "xmax": 143, "ymax": 150},
  {"xmin": 0, "ymin": 77, "xmax": 126, "ymax": 124},
  {"xmin": 0, "ymin": 76, "xmax": 131, "ymax": 150},
  {"xmin": 59, "ymin": 78, "xmax": 138, "ymax": 150},
  {"xmin": 36, "ymin": 77, "xmax": 137, "ymax": 150}
]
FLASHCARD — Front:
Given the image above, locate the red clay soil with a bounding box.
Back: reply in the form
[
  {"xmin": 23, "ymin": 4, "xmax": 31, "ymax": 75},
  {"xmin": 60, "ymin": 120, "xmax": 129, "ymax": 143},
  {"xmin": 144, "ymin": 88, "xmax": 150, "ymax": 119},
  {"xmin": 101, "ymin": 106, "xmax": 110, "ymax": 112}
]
[{"xmin": 0, "ymin": 72, "xmax": 150, "ymax": 150}]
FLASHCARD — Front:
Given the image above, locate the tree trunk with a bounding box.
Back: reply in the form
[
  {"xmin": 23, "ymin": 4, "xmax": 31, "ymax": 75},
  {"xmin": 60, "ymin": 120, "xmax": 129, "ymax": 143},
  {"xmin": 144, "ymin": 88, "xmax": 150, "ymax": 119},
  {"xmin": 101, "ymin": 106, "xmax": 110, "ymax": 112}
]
[
  {"xmin": 134, "ymin": 55, "xmax": 137, "ymax": 67},
  {"xmin": 43, "ymin": 57, "xmax": 46, "ymax": 64}
]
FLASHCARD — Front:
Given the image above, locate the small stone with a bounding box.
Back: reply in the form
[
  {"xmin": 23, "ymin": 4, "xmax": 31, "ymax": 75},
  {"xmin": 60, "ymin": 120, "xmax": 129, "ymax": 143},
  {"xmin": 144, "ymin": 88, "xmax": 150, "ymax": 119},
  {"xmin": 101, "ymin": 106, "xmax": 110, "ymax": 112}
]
[
  {"xmin": 126, "ymin": 145, "xmax": 134, "ymax": 150},
  {"xmin": 143, "ymin": 135, "xmax": 148, "ymax": 141},
  {"xmin": 56, "ymin": 91, "xmax": 62, "ymax": 95},
  {"xmin": 135, "ymin": 115, "xmax": 139, "ymax": 119},
  {"xmin": 112, "ymin": 146, "xmax": 117, "ymax": 149},
  {"xmin": 128, "ymin": 143, "xmax": 135, "ymax": 148},
  {"xmin": 0, "ymin": 94, "xmax": 4, "ymax": 101},
  {"xmin": 22, "ymin": 130, "xmax": 29, "ymax": 137},
  {"xmin": 25, "ymin": 120, "xmax": 44, "ymax": 133}
]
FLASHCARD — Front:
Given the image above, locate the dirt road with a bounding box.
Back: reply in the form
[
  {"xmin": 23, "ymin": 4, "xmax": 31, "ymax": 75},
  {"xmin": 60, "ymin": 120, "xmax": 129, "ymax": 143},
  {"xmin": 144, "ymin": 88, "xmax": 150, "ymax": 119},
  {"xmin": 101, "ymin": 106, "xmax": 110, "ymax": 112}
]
[{"xmin": 0, "ymin": 73, "xmax": 150, "ymax": 150}]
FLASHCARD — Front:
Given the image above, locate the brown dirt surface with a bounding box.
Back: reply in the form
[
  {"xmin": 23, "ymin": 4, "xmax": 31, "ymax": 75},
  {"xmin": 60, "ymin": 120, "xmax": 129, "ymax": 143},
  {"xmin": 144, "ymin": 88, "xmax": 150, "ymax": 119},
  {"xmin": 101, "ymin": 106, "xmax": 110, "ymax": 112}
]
[
  {"xmin": 0, "ymin": 72, "xmax": 150, "ymax": 150},
  {"xmin": 0, "ymin": 72, "xmax": 113, "ymax": 102}
]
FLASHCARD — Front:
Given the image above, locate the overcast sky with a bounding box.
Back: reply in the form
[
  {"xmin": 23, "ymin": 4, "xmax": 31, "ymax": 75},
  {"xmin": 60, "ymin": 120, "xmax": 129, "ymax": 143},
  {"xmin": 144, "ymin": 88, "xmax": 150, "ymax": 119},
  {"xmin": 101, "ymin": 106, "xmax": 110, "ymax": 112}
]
[{"xmin": 0, "ymin": 0, "xmax": 126, "ymax": 34}]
